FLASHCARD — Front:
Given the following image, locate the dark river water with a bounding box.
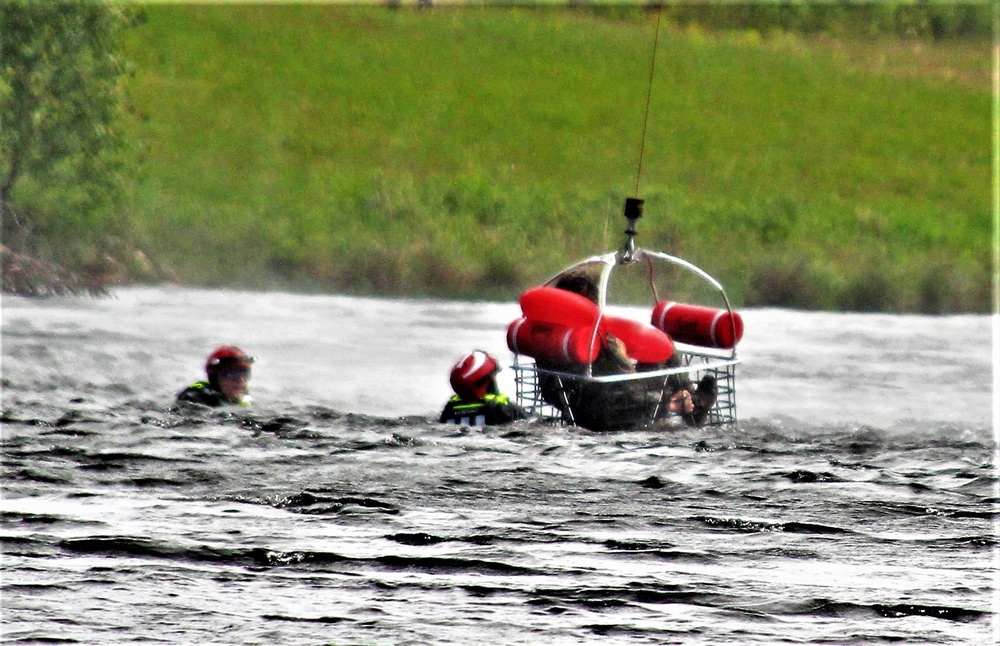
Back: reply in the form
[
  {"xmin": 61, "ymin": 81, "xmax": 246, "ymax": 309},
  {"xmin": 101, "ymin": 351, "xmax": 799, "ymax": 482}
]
[{"xmin": 1, "ymin": 287, "xmax": 995, "ymax": 644}]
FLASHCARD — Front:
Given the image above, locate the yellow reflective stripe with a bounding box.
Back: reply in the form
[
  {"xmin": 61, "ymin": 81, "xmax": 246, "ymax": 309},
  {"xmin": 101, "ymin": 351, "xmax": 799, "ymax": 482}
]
[
  {"xmin": 448, "ymin": 393, "xmax": 510, "ymax": 410},
  {"xmin": 448, "ymin": 395, "xmax": 480, "ymax": 409},
  {"xmin": 450, "ymin": 402, "xmax": 486, "ymax": 412}
]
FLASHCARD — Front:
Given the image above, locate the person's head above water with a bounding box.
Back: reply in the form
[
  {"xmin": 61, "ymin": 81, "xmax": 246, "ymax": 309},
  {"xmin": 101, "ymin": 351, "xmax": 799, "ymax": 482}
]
[
  {"xmin": 553, "ymin": 269, "xmax": 599, "ymax": 304},
  {"xmin": 449, "ymin": 350, "xmax": 500, "ymax": 401},
  {"xmin": 205, "ymin": 345, "xmax": 254, "ymax": 403}
]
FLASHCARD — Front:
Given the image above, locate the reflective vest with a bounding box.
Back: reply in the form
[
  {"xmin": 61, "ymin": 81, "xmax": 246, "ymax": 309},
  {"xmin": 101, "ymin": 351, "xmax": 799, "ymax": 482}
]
[
  {"xmin": 439, "ymin": 393, "xmax": 517, "ymax": 427},
  {"xmin": 176, "ymin": 380, "xmax": 252, "ymax": 407}
]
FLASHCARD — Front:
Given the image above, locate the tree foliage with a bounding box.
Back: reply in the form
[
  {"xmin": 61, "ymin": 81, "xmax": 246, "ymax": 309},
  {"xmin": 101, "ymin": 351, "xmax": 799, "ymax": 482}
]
[{"xmin": 0, "ymin": 1, "xmax": 138, "ymax": 237}]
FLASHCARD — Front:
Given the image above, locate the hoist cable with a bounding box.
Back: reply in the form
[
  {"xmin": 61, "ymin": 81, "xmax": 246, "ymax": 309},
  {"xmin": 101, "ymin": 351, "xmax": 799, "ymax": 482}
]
[{"xmin": 634, "ymin": 6, "xmax": 662, "ymax": 198}]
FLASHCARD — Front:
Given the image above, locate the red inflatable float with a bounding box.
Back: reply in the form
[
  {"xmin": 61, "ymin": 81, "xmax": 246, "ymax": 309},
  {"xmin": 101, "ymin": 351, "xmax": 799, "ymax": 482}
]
[
  {"xmin": 601, "ymin": 315, "xmax": 674, "ymax": 364},
  {"xmin": 519, "ymin": 286, "xmax": 600, "ymax": 328},
  {"xmin": 506, "ymin": 317, "xmax": 601, "ymax": 365},
  {"xmin": 651, "ymin": 301, "xmax": 744, "ymax": 349},
  {"xmin": 513, "ymin": 286, "xmax": 676, "ymax": 366}
]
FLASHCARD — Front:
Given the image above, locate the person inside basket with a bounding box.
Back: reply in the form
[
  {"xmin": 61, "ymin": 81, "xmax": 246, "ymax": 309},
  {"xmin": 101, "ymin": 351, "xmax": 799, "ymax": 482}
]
[
  {"xmin": 439, "ymin": 350, "xmax": 528, "ymax": 426},
  {"xmin": 176, "ymin": 345, "xmax": 254, "ymax": 407},
  {"xmin": 538, "ymin": 269, "xmax": 716, "ymax": 429}
]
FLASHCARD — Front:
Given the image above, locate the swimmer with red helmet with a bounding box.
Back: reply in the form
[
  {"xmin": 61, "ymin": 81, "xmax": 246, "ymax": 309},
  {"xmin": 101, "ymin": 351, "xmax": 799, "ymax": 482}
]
[
  {"xmin": 176, "ymin": 345, "xmax": 255, "ymax": 407},
  {"xmin": 439, "ymin": 350, "xmax": 527, "ymax": 426}
]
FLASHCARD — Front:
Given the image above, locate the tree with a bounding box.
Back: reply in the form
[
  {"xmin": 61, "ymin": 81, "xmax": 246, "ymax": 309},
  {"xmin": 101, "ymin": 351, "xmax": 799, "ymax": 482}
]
[{"xmin": 0, "ymin": 1, "xmax": 138, "ymax": 245}]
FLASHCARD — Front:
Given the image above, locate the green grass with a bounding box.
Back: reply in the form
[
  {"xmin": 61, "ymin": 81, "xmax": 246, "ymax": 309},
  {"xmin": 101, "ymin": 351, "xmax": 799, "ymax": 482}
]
[{"xmin": 121, "ymin": 5, "xmax": 991, "ymax": 311}]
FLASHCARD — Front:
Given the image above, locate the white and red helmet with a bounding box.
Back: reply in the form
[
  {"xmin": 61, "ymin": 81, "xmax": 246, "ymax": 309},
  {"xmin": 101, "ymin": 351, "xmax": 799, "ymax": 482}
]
[
  {"xmin": 205, "ymin": 345, "xmax": 254, "ymax": 377},
  {"xmin": 449, "ymin": 350, "xmax": 499, "ymax": 401}
]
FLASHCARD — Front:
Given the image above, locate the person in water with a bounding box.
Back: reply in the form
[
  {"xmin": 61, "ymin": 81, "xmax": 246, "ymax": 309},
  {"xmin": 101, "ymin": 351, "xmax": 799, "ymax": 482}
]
[
  {"xmin": 537, "ymin": 269, "xmax": 717, "ymax": 430},
  {"xmin": 439, "ymin": 350, "xmax": 527, "ymax": 426},
  {"xmin": 176, "ymin": 345, "xmax": 254, "ymax": 407}
]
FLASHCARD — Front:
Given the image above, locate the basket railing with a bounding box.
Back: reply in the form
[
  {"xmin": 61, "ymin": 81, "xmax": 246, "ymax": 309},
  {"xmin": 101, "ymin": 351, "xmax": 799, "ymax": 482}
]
[{"xmin": 511, "ymin": 246, "xmax": 741, "ymax": 429}]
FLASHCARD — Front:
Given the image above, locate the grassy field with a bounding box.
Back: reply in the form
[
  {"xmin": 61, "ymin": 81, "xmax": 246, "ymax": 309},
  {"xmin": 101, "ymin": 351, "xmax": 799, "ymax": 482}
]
[{"xmin": 121, "ymin": 5, "xmax": 992, "ymax": 312}]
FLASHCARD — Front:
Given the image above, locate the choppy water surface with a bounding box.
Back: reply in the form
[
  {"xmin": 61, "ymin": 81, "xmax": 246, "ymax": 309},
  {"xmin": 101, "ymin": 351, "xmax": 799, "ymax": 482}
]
[{"xmin": 2, "ymin": 287, "xmax": 996, "ymax": 644}]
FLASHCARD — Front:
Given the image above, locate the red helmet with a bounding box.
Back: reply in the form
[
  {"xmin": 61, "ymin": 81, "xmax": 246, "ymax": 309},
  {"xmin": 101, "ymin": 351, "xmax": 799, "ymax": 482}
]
[
  {"xmin": 205, "ymin": 345, "xmax": 254, "ymax": 376},
  {"xmin": 449, "ymin": 350, "xmax": 499, "ymax": 401}
]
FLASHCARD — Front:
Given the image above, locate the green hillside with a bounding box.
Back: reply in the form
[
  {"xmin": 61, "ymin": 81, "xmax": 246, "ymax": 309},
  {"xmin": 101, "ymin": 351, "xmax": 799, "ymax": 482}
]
[{"xmin": 121, "ymin": 5, "xmax": 991, "ymax": 311}]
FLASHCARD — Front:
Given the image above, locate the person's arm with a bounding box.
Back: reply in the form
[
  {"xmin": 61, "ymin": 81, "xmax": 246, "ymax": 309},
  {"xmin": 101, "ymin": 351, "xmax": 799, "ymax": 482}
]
[
  {"xmin": 176, "ymin": 382, "xmax": 223, "ymax": 407},
  {"xmin": 483, "ymin": 397, "xmax": 528, "ymax": 425}
]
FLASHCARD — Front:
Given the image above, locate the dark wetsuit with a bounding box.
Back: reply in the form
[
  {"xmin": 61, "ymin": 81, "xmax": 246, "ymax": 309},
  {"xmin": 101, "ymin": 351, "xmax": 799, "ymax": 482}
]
[
  {"xmin": 439, "ymin": 393, "xmax": 527, "ymax": 426},
  {"xmin": 175, "ymin": 381, "xmax": 250, "ymax": 407}
]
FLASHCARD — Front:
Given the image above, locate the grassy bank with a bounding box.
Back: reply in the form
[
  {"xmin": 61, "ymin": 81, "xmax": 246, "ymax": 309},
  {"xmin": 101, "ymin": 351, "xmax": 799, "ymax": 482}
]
[{"xmin": 120, "ymin": 5, "xmax": 991, "ymax": 311}]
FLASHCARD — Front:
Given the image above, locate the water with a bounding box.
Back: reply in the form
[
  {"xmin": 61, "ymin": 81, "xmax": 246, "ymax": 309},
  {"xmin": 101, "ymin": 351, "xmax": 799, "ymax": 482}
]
[{"xmin": 1, "ymin": 287, "xmax": 995, "ymax": 645}]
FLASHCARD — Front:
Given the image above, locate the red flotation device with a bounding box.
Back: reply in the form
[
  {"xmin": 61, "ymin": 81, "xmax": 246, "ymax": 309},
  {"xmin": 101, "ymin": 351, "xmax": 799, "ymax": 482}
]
[
  {"xmin": 512, "ymin": 286, "xmax": 676, "ymax": 366},
  {"xmin": 519, "ymin": 286, "xmax": 600, "ymax": 328},
  {"xmin": 602, "ymin": 315, "xmax": 674, "ymax": 364},
  {"xmin": 651, "ymin": 301, "xmax": 744, "ymax": 349},
  {"xmin": 506, "ymin": 317, "xmax": 601, "ymax": 365}
]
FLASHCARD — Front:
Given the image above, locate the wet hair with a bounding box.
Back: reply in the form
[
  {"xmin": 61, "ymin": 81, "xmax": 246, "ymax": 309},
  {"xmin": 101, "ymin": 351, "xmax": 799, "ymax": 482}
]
[{"xmin": 554, "ymin": 270, "xmax": 599, "ymax": 304}]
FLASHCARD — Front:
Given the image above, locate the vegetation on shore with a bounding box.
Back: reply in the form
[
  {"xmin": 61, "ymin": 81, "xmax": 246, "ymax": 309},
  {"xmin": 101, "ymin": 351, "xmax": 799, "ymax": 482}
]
[{"xmin": 4, "ymin": 4, "xmax": 992, "ymax": 312}]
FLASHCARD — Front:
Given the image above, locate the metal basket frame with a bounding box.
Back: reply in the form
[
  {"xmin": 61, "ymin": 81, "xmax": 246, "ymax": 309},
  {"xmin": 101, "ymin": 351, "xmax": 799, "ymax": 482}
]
[{"xmin": 510, "ymin": 248, "xmax": 741, "ymax": 429}]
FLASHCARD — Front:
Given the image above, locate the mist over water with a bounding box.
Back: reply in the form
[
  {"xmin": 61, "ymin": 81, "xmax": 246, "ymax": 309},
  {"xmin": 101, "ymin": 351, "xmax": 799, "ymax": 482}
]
[{"xmin": 2, "ymin": 287, "xmax": 995, "ymax": 645}]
